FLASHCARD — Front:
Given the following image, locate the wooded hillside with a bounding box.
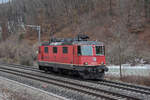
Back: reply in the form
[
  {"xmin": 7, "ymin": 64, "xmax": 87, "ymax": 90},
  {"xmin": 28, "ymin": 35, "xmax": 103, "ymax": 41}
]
[{"xmin": 0, "ymin": 0, "xmax": 150, "ymax": 65}]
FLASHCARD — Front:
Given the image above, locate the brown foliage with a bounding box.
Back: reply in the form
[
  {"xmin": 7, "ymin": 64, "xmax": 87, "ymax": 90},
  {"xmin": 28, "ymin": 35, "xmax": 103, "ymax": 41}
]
[
  {"xmin": 0, "ymin": 0, "xmax": 150, "ymax": 65},
  {"xmin": 0, "ymin": 34, "xmax": 37, "ymax": 66}
]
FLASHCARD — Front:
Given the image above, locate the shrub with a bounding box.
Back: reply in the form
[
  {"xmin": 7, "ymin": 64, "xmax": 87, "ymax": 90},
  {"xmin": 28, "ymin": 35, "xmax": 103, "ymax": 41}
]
[{"xmin": 0, "ymin": 35, "xmax": 37, "ymax": 66}]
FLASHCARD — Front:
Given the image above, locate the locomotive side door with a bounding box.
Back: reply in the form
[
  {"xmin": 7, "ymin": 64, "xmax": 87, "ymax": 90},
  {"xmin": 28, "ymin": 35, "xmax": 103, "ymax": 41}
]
[
  {"xmin": 73, "ymin": 45, "xmax": 80, "ymax": 65},
  {"xmin": 43, "ymin": 46, "xmax": 49, "ymax": 61},
  {"xmin": 61, "ymin": 46, "xmax": 73, "ymax": 64},
  {"xmin": 52, "ymin": 46, "xmax": 58, "ymax": 62},
  {"xmin": 38, "ymin": 46, "xmax": 42, "ymax": 61}
]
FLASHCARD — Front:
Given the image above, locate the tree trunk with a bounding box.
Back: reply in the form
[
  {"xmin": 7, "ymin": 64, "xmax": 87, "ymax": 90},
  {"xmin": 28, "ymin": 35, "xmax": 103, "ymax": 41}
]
[
  {"xmin": 109, "ymin": 0, "xmax": 113, "ymax": 16},
  {"xmin": 119, "ymin": 44, "xmax": 122, "ymax": 78}
]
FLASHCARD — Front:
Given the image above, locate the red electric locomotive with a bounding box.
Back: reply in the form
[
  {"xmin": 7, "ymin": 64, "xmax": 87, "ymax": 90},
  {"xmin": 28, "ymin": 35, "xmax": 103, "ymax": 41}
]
[{"xmin": 38, "ymin": 35, "xmax": 108, "ymax": 79}]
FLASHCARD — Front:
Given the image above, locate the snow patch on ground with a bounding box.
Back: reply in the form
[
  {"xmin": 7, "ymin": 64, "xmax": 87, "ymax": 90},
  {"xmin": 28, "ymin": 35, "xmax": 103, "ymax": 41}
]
[
  {"xmin": 108, "ymin": 64, "xmax": 150, "ymax": 68},
  {"xmin": 106, "ymin": 64, "xmax": 150, "ymax": 77}
]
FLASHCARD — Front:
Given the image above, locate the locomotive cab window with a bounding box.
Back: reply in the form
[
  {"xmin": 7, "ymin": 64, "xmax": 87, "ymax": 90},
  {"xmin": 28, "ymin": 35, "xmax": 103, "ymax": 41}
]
[
  {"xmin": 63, "ymin": 47, "xmax": 68, "ymax": 54},
  {"xmin": 96, "ymin": 46, "xmax": 105, "ymax": 55},
  {"xmin": 44, "ymin": 47, "xmax": 48, "ymax": 53},
  {"xmin": 53, "ymin": 47, "xmax": 57, "ymax": 53},
  {"xmin": 78, "ymin": 45, "xmax": 93, "ymax": 56}
]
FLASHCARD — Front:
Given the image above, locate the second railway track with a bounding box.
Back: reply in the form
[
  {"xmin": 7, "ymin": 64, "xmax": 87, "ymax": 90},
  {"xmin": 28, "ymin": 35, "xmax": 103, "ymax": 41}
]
[
  {"xmin": 0, "ymin": 63, "xmax": 149, "ymax": 100},
  {"xmin": 96, "ymin": 79, "xmax": 150, "ymax": 95}
]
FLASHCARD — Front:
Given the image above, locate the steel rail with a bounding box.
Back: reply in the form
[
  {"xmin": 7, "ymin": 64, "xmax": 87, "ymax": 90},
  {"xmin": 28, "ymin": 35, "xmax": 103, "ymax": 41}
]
[
  {"xmin": 0, "ymin": 63, "xmax": 149, "ymax": 98},
  {"xmin": 5, "ymin": 62, "xmax": 150, "ymax": 93},
  {"xmin": 0, "ymin": 62, "xmax": 39, "ymax": 71},
  {"xmin": 0, "ymin": 67, "xmax": 120, "ymax": 100},
  {"xmin": 0, "ymin": 66, "xmax": 141, "ymax": 100},
  {"xmin": 98, "ymin": 79, "xmax": 150, "ymax": 94}
]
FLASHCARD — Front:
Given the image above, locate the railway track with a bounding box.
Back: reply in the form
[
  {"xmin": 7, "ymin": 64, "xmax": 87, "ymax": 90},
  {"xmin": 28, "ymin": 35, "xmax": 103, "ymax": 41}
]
[
  {"xmin": 2, "ymin": 63, "xmax": 150, "ymax": 93},
  {"xmin": 97, "ymin": 79, "xmax": 150, "ymax": 95},
  {"xmin": 0, "ymin": 62, "xmax": 39, "ymax": 72},
  {"xmin": 0, "ymin": 63, "xmax": 144, "ymax": 100},
  {"xmin": 1, "ymin": 62, "xmax": 150, "ymax": 93}
]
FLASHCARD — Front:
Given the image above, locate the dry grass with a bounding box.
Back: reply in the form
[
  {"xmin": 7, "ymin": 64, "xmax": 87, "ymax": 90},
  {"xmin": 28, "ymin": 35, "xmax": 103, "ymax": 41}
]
[{"xmin": 106, "ymin": 75, "xmax": 150, "ymax": 86}]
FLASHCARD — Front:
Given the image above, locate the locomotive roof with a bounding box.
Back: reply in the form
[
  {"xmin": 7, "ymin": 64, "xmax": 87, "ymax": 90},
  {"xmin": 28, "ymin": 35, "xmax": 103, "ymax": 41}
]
[{"xmin": 41, "ymin": 41, "xmax": 104, "ymax": 46}]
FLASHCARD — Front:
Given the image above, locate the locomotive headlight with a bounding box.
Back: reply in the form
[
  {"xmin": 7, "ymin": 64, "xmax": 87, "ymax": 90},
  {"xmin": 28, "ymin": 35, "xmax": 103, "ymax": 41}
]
[
  {"xmin": 99, "ymin": 69, "xmax": 102, "ymax": 72},
  {"xmin": 84, "ymin": 62, "xmax": 88, "ymax": 65},
  {"xmin": 101, "ymin": 62, "xmax": 104, "ymax": 65}
]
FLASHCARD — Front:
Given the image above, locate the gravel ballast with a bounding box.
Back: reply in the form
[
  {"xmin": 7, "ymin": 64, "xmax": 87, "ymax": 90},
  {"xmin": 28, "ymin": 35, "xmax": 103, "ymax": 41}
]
[
  {"xmin": 0, "ymin": 71, "xmax": 100, "ymax": 100},
  {"xmin": 0, "ymin": 76, "xmax": 68, "ymax": 100},
  {"xmin": 0, "ymin": 65, "xmax": 150, "ymax": 100}
]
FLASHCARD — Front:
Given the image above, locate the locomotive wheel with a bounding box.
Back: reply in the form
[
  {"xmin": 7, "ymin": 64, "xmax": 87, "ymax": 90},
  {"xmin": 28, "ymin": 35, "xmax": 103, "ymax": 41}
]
[
  {"xmin": 58, "ymin": 68, "xmax": 64, "ymax": 74},
  {"xmin": 44, "ymin": 67, "xmax": 49, "ymax": 73},
  {"xmin": 78, "ymin": 71, "xmax": 105, "ymax": 79},
  {"xmin": 78, "ymin": 72, "xmax": 89, "ymax": 79},
  {"xmin": 98, "ymin": 72, "xmax": 105, "ymax": 79},
  {"xmin": 63, "ymin": 69, "xmax": 69, "ymax": 75},
  {"xmin": 39, "ymin": 65, "xmax": 43, "ymax": 70}
]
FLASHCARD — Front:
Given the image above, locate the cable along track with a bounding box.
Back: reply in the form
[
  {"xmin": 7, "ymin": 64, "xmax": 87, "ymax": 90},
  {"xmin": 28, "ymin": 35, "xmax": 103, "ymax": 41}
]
[
  {"xmin": 97, "ymin": 79, "xmax": 150, "ymax": 96},
  {"xmin": 0, "ymin": 65, "xmax": 142, "ymax": 100}
]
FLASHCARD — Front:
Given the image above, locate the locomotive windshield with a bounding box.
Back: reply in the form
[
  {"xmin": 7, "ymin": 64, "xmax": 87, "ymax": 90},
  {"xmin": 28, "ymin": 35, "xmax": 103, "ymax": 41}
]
[
  {"xmin": 78, "ymin": 45, "xmax": 93, "ymax": 56},
  {"xmin": 96, "ymin": 46, "xmax": 105, "ymax": 55}
]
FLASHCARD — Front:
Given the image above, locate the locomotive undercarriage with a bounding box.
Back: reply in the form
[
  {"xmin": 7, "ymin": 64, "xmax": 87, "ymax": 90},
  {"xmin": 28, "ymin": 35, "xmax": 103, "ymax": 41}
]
[
  {"xmin": 38, "ymin": 61, "xmax": 108, "ymax": 79},
  {"xmin": 78, "ymin": 66, "xmax": 108, "ymax": 79}
]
